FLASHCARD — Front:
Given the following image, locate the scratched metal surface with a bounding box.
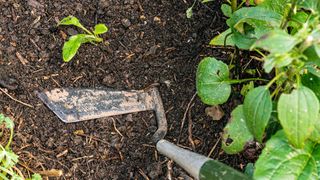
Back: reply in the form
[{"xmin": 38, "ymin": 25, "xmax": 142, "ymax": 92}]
[
  {"xmin": 37, "ymin": 87, "xmax": 168, "ymax": 142},
  {"xmin": 36, "ymin": 88, "xmax": 154, "ymax": 123}
]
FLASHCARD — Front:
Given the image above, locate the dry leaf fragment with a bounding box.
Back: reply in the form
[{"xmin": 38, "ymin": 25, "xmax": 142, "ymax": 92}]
[{"xmin": 205, "ymin": 105, "xmax": 225, "ymax": 121}]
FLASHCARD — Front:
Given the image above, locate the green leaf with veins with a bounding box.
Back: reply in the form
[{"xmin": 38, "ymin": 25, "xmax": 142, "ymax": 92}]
[
  {"xmin": 196, "ymin": 57, "xmax": 231, "ymax": 105},
  {"xmin": 243, "ymin": 86, "xmax": 272, "ymax": 142},
  {"xmin": 209, "ymin": 28, "xmax": 234, "ymax": 46},
  {"xmin": 309, "ymin": 114, "xmax": 320, "ymax": 143},
  {"xmin": 298, "ymin": 0, "xmax": 320, "ymax": 14},
  {"xmin": 258, "ymin": 0, "xmax": 290, "ymax": 16},
  {"xmin": 186, "ymin": 7, "xmax": 193, "ymax": 19},
  {"xmin": 227, "ymin": 7, "xmax": 282, "ymax": 34},
  {"xmin": 222, "ymin": 105, "xmax": 253, "ymax": 154},
  {"xmin": 58, "ymin": 16, "xmax": 90, "ymax": 33},
  {"xmin": 94, "ymin": 24, "xmax": 108, "ymax": 35},
  {"xmin": 263, "ymin": 51, "xmax": 297, "ymax": 73},
  {"xmin": 254, "ymin": 130, "xmax": 319, "ymax": 179},
  {"xmin": 221, "ymin": 4, "xmax": 232, "ymax": 17},
  {"xmin": 278, "ymin": 86, "xmax": 319, "ymax": 148},
  {"xmin": 302, "ymin": 73, "xmax": 320, "ymax": 101},
  {"xmin": 62, "ymin": 34, "xmax": 98, "ymax": 62},
  {"xmin": 252, "ymin": 29, "xmax": 299, "ymax": 53}
]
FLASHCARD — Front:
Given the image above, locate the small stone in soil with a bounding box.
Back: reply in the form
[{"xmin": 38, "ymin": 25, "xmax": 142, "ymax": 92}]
[
  {"xmin": 102, "ymin": 74, "xmax": 116, "ymax": 85},
  {"xmin": 121, "ymin": 18, "xmax": 131, "ymax": 28}
]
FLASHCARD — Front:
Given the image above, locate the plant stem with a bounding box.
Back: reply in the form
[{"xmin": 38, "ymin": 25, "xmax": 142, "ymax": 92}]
[
  {"xmin": 227, "ymin": 78, "xmax": 268, "ymax": 84},
  {"xmin": 231, "ymin": 0, "xmax": 237, "ymax": 12},
  {"xmin": 281, "ymin": 0, "xmax": 298, "ymax": 29},
  {"xmin": 266, "ymin": 72, "xmax": 286, "ymax": 89},
  {"xmin": 5, "ymin": 128, "xmax": 13, "ymax": 149}
]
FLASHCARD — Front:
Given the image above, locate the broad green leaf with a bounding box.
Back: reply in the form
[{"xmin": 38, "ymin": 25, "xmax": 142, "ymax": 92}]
[
  {"xmin": 252, "ymin": 29, "xmax": 299, "ymax": 53},
  {"xmin": 227, "ymin": 7, "xmax": 282, "ymax": 35},
  {"xmin": 196, "ymin": 57, "xmax": 231, "ymax": 105},
  {"xmin": 244, "ymin": 163, "xmax": 254, "ymax": 177},
  {"xmin": 222, "ymin": 105, "xmax": 253, "ymax": 154},
  {"xmin": 62, "ymin": 34, "xmax": 96, "ymax": 62},
  {"xmin": 94, "ymin": 24, "xmax": 108, "ymax": 35},
  {"xmin": 278, "ymin": 86, "xmax": 319, "ymax": 148},
  {"xmin": 30, "ymin": 174, "xmax": 42, "ymax": 180},
  {"xmin": 209, "ymin": 29, "xmax": 234, "ymax": 46},
  {"xmin": 298, "ymin": 0, "xmax": 320, "ymax": 14},
  {"xmin": 304, "ymin": 44, "xmax": 320, "ymax": 66},
  {"xmin": 232, "ymin": 30, "xmax": 256, "ymax": 49},
  {"xmin": 302, "ymin": 73, "xmax": 320, "ymax": 101},
  {"xmin": 312, "ymin": 145, "xmax": 320, "ymax": 176},
  {"xmin": 0, "ymin": 114, "xmax": 14, "ymax": 130},
  {"xmin": 221, "ymin": 4, "xmax": 232, "ymax": 17},
  {"xmin": 243, "ymin": 86, "xmax": 272, "ymax": 142},
  {"xmin": 58, "ymin": 16, "xmax": 83, "ymax": 29},
  {"xmin": 258, "ymin": 0, "xmax": 290, "ymax": 15},
  {"xmin": 306, "ymin": 66, "xmax": 320, "ymax": 78},
  {"xmin": 263, "ymin": 52, "xmax": 296, "ymax": 73},
  {"xmin": 254, "ymin": 130, "xmax": 318, "ymax": 180},
  {"xmin": 240, "ymin": 81, "xmax": 254, "ymax": 96},
  {"xmin": 186, "ymin": 7, "xmax": 193, "ymax": 19},
  {"xmin": 309, "ymin": 115, "xmax": 320, "ymax": 143}
]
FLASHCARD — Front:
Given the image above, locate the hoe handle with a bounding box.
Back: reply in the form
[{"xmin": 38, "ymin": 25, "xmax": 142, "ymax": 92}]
[{"xmin": 156, "ymin": 140, "xmax": 250, "ymax": 180}]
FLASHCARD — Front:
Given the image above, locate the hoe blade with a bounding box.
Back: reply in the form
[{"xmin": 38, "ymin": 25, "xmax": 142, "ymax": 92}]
[{"xmin": 36, "ymin": 87, "xmax": 167, "ymax": 141}]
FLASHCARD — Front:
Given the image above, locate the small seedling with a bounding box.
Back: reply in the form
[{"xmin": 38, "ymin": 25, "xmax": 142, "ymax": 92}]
[
  {"xmin": 58, "ymin": 16, "xmax": 108, "ymax": 62},
  {"xmin": 0, "ymin": 114, "xmax": 41, "ymax": 180}
]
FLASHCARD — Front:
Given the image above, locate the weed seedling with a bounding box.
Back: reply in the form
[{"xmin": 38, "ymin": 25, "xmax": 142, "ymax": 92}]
[
  {"xmin": 0, "ymin": 114, "xmax": 41, "ymax": 180},
  {"xmin": 58, "ymin": 16, "xmax": 108, "ymax": 62}
]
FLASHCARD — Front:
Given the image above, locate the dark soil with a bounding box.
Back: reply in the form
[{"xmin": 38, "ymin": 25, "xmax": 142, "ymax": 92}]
[{"xmin": 0, "ymin": 0, "xmax": 257, "ymax": 179}]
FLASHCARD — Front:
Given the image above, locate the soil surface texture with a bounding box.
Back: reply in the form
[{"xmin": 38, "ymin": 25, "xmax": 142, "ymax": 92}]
[{"xmin": 0, "ymin": 0, "xmax": 259, "ymax": 179}]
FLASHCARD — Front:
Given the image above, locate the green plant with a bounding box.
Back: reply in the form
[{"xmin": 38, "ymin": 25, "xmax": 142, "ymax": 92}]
[
  {"xmin": 0, "ymin": 114, "xmax": 41, "ymax": 180},
  {"xmin": 58, "ymin": 16, "xmax": 108, "ymax": 62},
  {"xmin": 197, "ymin": 0, "xmax": 320, "ymax": 179}
]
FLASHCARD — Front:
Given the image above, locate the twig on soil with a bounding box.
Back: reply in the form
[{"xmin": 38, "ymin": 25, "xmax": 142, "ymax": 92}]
[
  {"xmin": 30, "ymin": 38, "xmax": 41, "ymax": 51},
  {"xmin": 13, "ymin": 166, "xmax": 25, "ymax": 179},
  {"xmin": 207, "ymin": 136, "xmax": 221, "ymax": 157},
  {"xmin": 112, "ymin": 118, "xmax": 124, "ymax": 137},
  {"xmin": 56, "ymin": 149, "xmax": 68, "ymax": 158},
  {"xmin": 75, "ymin": 132, "xmax": 110, "ymax": 145},
  {"xmin": 188, "ymin": 103, "xmax": 195, "ymax": 150},
  {"xmin": 38, "ymin": 169, "xmax": 63, "ymax": 177},
  {"xmin": 0, "ymin": 88, "xmax": 34, "ymax": 108},
  {"xmin": 71, "ymin": 155, "xmax": 94, "ymax": 161},
  {"xmin": 138, "ymin": 169, "xmax": 150, "ymax": 180},
  {"xmin": 16, "ymin": 52, "xmax": 29, "ymax": 65},
  {"xmin": 51, "ymin": 77, "xmax": 61, "ymax": 87},
  {"xmin": 137, "ymin": 0, "xmax": 144, "ymax": 12},
  {"xmin": 178, "ymin": 92, "xmax": 197, "ymax": 143},
  {"xmin": 166, "ymin": 159, "xmax": 173, "ymax": 180},
  {"xmin": 18, "ymin": 162, "xmax": 36, "ymax": 174}
]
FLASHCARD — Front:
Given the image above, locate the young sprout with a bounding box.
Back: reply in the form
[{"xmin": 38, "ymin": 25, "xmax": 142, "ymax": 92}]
[{"xmin": 58, "ymin": 16, "xmax": 109, "ymax": 62}]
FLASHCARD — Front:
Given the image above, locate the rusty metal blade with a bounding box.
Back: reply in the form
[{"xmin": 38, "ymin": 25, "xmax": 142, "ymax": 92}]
[
  {"xmin": 36, "ymin": 88, "xmax": 155, "ymax": 123},
  {"xmin": 36, "ymin": 87, "xmax": 168, "ymax": 142}
]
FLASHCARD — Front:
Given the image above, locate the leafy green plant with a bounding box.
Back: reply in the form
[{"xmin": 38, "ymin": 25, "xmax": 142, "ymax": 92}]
[
  {"xmin": 58, "ymin": 16, "xmax": 108, "ymax": 62},
  {"xmin": 197, "ymin": 0, "xmax": 320, "ymax": 179},
  {"xmin": 0, "ymin": 114, "xmax": 41, "ymax": 180}
]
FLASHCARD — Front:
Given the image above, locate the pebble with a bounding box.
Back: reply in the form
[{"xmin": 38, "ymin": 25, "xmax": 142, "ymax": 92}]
[
  {"xmin": 121, "ymin": 18, "xmax": 131, "ymax": 28},
  {"xmin": 102, "ymin": 74, "xmax": 115, "ymax": 85}
]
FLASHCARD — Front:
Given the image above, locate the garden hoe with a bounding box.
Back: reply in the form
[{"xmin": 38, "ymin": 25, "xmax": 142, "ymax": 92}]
[{"xmin": 37, "ymin": 87, "xmax": 249, "ymax": 180}]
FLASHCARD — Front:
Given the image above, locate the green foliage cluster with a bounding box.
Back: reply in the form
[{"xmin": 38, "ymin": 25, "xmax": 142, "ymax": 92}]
[
  {"xmin": 196, "ymin": 0, "xmax": 320, "ymax": 178},
  {"xmin": 0, "ymin": 114, "xmax": 41, "ymax": 180},
  {"xmin": 58, "ymin": 16, "xmax": 109, "ymax": 62}
]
